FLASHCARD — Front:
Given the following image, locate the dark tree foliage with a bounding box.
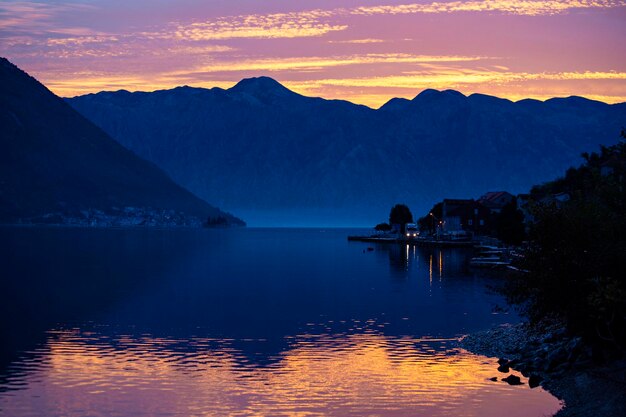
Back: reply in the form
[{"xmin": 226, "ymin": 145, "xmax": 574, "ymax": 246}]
[
  {"xmin": 375, "ymin": 222, "xmax": 392, "ymax": 232},
  {"xmin": 417, "ymin": 202, "xmax": 442, "ymax": 234},
  {"xmin": 503, "ymin": 133, "xmax": 626, "ymax": 352},
  {"xmin": 389, "ymin": 204, "xmax": 413, "ymax": 234},
  {"xmin": 496, "ymin": 198, "xmax": 526, "ymax": 245}
]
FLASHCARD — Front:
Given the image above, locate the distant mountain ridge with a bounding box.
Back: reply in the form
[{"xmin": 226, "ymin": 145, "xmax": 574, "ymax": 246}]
[
  {"xmin": 67, "ymin": 76, "xmax": 626, "ymax": 226},
  {"xmin": 0, "ymin": 57, "xmax": 244, "ymax": 226}
]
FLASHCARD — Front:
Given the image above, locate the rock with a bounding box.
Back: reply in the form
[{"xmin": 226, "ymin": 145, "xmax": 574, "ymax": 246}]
[
  {"xmin": 529, "ymin": 356, "xmax": 544, "ymax": 372},
  {"xmin": 498, "ymin": 364, "xmax": 510, "ymax": 373},
  {"xmin": 555, "ymin": 362, "xmax": 570, "ymax": 373},
  {"xmin": 542, "ymin": 328, "xmax": 567, "ymax": 343},
  {"xmin": 497, "ymin": 358, "xmax": 509, "ymax": 365},
  {"xmin": 489, "ymin": 377, "xmax": 498, "ymax": 381},
  {"xmin": 566, "ymin": 337, "xmax": 584, "ymax": 362},
  {"xmin": 573, "ymin": 357, "xmax": 593, "ymax": 370},
  {"xmin": 546, "ymin": 346, "xmax": 568, "ymax": 371},
  {"xmin": 502, "ymin": 375, "xmax": 524, "ymax": 385},
  {"xmin": 516, "ymin": 360, "xmax": 529, "ymax": 372},
  {"xmin": 528, "ymin": 375, "xmax": 543, "ymax": 388},
  {"xmin": 567, "ymin": 337, "xmax": 583, "ymax": 352},
  {"xmin": 580, "ymin": 346, "xmax": 592, "ymax": 360}
]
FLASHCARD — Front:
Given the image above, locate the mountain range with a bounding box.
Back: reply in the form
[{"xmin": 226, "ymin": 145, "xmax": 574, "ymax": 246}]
[
  {"xmin": 67, "ymin": 77, "xmax": 626, "ymax": 226},
  {"xmin": 0, "ymin": 57, "xmax": 243, "ymax": 226}
]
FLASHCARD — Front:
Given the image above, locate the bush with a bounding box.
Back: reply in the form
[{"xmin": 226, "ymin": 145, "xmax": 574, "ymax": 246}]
[{"xmin": 374, "ymin": 222, "xmax": 392, "ymax": 232}]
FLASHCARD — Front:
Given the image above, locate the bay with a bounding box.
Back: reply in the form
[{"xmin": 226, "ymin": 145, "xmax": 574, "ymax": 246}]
[{"xmin": 0, "ymin": 227, "xmax": 561, "ymax": 416}]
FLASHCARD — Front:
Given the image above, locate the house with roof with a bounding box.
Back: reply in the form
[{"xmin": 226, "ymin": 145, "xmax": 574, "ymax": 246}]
[
  {"xmin": 442, "ymin": 199, "xmax": 492, "ymax": 235},
  {"xmin": 478, "ymin": 191, "xmax": 515, "ymax": 214}
]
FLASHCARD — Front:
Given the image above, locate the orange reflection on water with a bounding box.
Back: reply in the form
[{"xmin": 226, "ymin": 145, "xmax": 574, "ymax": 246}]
[
  {"xmin": 429, "ymin": 254, "xmax": 433, "ymax": 285},
  {"xmin": 439, "ymin": 249, "xmax": 444, "ymax": 280},
  {"xmin": 0, "ymin": 331, "xmax": 562, "ymax": 417}
]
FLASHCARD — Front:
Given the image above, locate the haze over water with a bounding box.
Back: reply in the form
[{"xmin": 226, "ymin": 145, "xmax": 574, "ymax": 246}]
[{"xmin": 0, "ymin": 228, "xmax": 561, "ymax": 416}]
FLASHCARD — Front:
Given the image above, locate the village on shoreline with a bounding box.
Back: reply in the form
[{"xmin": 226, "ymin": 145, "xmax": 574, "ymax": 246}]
[{"xmin": 350, "ymin": 135, "xmax": 626, "ymax": 416}]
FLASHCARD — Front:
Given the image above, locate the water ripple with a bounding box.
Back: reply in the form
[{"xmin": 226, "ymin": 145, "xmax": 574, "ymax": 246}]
[{"xmin": 0, "ymin": 328, "xmax": 562, "ymax": 417}]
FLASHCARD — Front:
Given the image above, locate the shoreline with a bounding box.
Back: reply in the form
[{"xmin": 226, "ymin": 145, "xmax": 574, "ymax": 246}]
[{"xmin": 459, "ymin": 322, "xmax": 626, "ymax": 416}]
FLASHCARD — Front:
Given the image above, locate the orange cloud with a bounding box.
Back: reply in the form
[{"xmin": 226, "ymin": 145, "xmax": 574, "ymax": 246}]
[
  {"xmin": 173, "ymin": 10, "xmax": 346, "ymax": 40},
  {"xmin": 304, "ymin": 70, "xmax": 626, "ymax": 88},
  {"xmin": 328, "ymin": 38, "xmax": 386, "ymax": 44},
  {"xmin": 165, "ymin": 54, "xmax": 485, "ymax": 75},
  {"xmin": 353, "ymin": 0, "xmax": 625, "ymax": 16}
]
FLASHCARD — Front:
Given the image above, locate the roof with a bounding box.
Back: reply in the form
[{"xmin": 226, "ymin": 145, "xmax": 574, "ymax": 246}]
[
  {"xmin": 443, "ymin": 198, "xmax": 474, "ymax": 206},
  {"xmin": 480, "ymin": 191, "xmax": 513, "ymax": 202},
  {"xmin": 479, "ymin": 191, "xmax": 514, "ymax": 208},
  {"xmin": 443, "ymin": 199, "xmax": 489, "ymax": 217}
]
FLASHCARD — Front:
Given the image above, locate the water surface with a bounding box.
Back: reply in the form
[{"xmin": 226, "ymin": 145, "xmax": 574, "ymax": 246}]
[{"xmin": 0, "ymin": 228, "xmax": 561, "ymax": 416}]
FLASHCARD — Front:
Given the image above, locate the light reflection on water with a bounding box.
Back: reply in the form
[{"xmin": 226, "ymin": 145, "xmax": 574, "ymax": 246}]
[
  {"xmin": 0, "ymin": 228, "xmax": 562, "ymax": 416},
  {"xmin": 1, "ymin": 330, "xmax": 561, "ymax": 417}
]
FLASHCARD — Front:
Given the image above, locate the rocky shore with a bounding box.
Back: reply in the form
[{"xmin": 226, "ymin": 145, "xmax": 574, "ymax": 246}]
[{"xmin": 460, "ymin": 322, "xmax": 626, "ymax": 416}]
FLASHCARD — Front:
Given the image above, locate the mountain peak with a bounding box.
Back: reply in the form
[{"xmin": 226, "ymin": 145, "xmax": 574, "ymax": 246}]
[
  {"xmin": 412, "ymin": 88, "xmax": 465, "ymax": 101},
  {"xmin": 442, "ymin": 89, "xmax": 466, "ymax": 98},
  {"xmin": 415, "ymin": 88, "xmax": 441, "ymax": 99},
  {"xmin": 229, "ymin": 76, "xmax": 296, "ymax": 97},
  {"xmin": 379, "ymin": 97, "xmax": 411, "ymax": 111}
]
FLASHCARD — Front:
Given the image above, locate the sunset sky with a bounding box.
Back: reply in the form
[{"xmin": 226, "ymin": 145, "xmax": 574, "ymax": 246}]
[{"xmin": 1, "ymin": 0, "xmax": 625, "ymax": 108}]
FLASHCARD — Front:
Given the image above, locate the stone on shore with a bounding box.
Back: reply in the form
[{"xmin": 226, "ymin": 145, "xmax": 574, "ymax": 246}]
[{"xmin": 502, "ymin": 375, "xmax": 523, "ymax": 385}]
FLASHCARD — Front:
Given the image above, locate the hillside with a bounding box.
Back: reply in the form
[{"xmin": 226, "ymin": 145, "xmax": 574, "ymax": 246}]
[
  {"xmin": 0, "ymin": 58, "xmax": 244, "ymax": 226},
  {"xmin": 67, "ymin": 77, "xmax": 626, "ymax": 226}
]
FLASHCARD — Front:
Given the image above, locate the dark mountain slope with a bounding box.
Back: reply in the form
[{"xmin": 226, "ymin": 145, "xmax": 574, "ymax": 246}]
[
  {"xmin": 68, "ymin": 78, "xmax": 626, "ymax": 226},
  {"xmin": 0, "ymin": 57, "xmax": 243, "ymax": 226}
]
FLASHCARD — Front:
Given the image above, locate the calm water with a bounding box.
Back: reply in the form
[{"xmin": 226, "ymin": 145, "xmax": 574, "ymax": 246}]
[{"xmin": 0, "ymin": 228, "xmax": 561, "ymax": 416}]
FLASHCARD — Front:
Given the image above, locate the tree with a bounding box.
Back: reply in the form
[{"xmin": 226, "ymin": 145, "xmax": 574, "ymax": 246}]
[
  {"xmin": 389, "ymin": 204, "xmax": 413, "ymax": 234},
  {"xmin": 374, "ymin": 222, "xmax": 392, "ymax": 233},
  {"xmin": 502, "ymin": 135, "xmax": 626, "ymax": 352},
  {"xmin": 496, "ymin": 198, "xmax": 526, "ymax": 245},
  {"xmin": 418, "ymin": 202, "xmax": 442, "ymax": 235}
]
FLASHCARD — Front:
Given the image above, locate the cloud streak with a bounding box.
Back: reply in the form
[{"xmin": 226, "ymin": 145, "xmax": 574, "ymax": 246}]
[
  {"xmin": 352, "ymin": 0, "xmax": 625, "ymax": 17},
  {"xmin": 328, "ymin": 38, "xmax": 385, "ymax": 44},
  {"xmin": 166, "ymin": 54, "xmax": 485, "ymax": 76},
  {"xmin": 0, "ymin": 1, "xmax": 96, "ymax": 34},
  {"xmin": 173, "ymin": 10, "xmax": 346, "ymax": 41},
  {"xmin": 2, "ymin": 0, "xmax": 624, "ymax": 47},
  {"xmin": 170, "ymin": 1, "xmax": 625, "ymax": 42},
  {"xmin": 306, "ymin": 70, "xmax": 626, "ymax": 89}
]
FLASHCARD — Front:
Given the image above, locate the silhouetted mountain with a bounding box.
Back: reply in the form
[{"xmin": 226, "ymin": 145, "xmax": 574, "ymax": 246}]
[
  {"xmin": 67, "ymin": 77, "xmax": 626, "ymax": 226},
  {"xmin": 0, "ymin": 58, "xmax": 244, "ymax": 226}
]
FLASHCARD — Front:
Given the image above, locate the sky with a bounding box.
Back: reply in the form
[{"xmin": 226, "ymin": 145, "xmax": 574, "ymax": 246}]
[{"xmin": 1, "ymin": 0, "xmax": 625, "ymax": 108}]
